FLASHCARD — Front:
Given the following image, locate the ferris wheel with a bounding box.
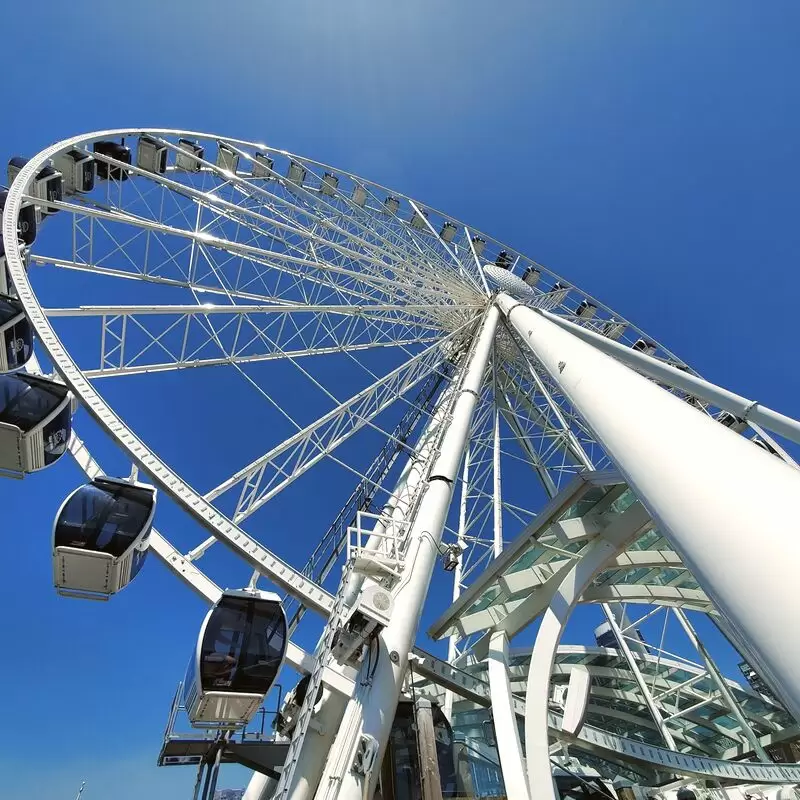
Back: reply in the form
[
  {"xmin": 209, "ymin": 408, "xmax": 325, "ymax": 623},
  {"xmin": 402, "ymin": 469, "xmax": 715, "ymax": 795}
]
[{"xmin": 3, "ymin": 129, "xmax": 800, "ymax": 800}]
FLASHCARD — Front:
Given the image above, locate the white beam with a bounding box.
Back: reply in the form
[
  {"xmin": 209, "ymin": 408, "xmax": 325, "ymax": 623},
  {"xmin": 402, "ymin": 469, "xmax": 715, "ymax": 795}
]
[
  {"xmin": 498, "ymin": 293, "xmax": 800, "ymax": 720},
  {"xmin": 541, "ymin": 309, "xmax": 800, "ymax": 449}
]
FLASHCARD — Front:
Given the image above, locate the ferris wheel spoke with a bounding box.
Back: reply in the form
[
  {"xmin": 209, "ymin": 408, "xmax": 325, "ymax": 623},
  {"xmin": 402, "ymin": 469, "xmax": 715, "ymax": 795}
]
[
  {"xmin": 44, "ymin": 302, "xmax": 445, "ymax": 378},
  {"xmin": 33, "ymin": 254, "xmax": 375, "ymax": 308},
  {"xmin": 203, "ymin": 320, "xmax": 474, "ymax": 523},
  {"xmin": 101, "ymin": 142, "xmax": 436, "ymax": 288},
  {"xmin": 60, "ymin": 197, "xmax": 420, "ymax": 310},
  {"xmin": 65, "ymin": 171, "xmax": 431, "ymax": 309}
]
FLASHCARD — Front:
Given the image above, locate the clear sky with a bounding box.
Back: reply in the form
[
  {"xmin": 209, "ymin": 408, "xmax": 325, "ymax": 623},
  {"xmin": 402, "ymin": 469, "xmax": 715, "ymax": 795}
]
[{"xmin": 2, "ymin": 2, "xmax": 800, "ymax": 798}]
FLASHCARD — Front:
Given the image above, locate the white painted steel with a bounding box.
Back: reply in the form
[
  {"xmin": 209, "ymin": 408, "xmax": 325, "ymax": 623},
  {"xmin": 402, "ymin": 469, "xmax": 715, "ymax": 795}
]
[
  {"xmin": 561, "ymin": 665, "xmax": 591, "ymax": 737},
  {"xmin": 673, "ymin": 608, "xmax": 770, "ymax": 762},
  {"xmin": 542, "ymin": 310, "xmax": 800, "ymax": 449},
  {"xmin": 487, "ymin": 630, "xmax": 530, "ymax": 800},
  {"xmin": 600, "ymin": 602, "xmax": 677, "ymax": 750},
  {"xmin": 499, "ymin": 293, "xmax": 800, "ymax": 720},
  {"xmin": 524, "ymin": 502, "xmax": 651, "ymax": 800},
  {"xmin": 314, "ymin": 306, "xmax": 500, "ymax": 800}
]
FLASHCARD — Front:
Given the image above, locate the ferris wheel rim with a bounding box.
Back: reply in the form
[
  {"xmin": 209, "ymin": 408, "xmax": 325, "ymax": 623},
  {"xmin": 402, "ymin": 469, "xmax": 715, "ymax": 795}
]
[
  {"xmin": 3, "ymin": 127, "xmax": 685, "ymax": 359},
  {"xmin": 1, "ymin": 126, "xmax": 689, "ymax": 613}
]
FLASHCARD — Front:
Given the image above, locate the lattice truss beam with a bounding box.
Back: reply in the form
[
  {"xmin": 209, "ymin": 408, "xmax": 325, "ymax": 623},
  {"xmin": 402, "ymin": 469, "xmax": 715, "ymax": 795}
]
[{"xmin": 43, "ymin": 143, "xmax": 483, "ymax": 320}]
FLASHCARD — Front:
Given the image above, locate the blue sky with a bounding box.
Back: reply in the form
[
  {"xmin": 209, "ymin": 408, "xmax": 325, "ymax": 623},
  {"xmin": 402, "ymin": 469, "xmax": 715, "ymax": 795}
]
[{"xmin": 2, "ymin": 2, "xmax": 800, "ymax": 798}]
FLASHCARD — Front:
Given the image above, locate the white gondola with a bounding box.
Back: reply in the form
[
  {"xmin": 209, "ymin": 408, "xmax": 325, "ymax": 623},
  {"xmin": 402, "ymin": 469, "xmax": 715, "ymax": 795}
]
[
  {"xmin": 0, "ymin": 372, "xmax": 73, "ymax": 475},
  {"xmin": 52, "ymin": 477, "xmax": 157, "ymax": 600},
  {"xmin": 0, "ymin": 246, "xmax": 29, "ymax": 298},
  {"xmin": 93, "ymin": 141, "xmax": 131, "ymax": 181},
  {"xmin": 287, "ymin": 160, "xmax": 306, "ymax": 185},
  {"xmin": 576, "ymin": 299, "xmax": 597, "ymax": 319},
  {"xmin": 634, "ymin": 338, "xmax": 656, "ymax": 356},
  {"xmin": 384, "ymin": 196, "xmax": 400, "ymax": 215},
  {"xmin": 718, "ymin": 411, "xmax": 747, "ymax": 433},
  {"xmin": 410, "ymin": 208, "xmax": 429, "ymax": 230},
  {"xmin": 0, "ymin": 188, "xmax": 36, "ymax": 298},
  {"xmin": 137, "ymin": 135, "xmax": 168, "ymax": 175},
  {"xmin": 7, "ymin": 158, "xmax": 63, "ymax": 217},
  {"xmin": 439, "ymin": 221, "xmax": 457, "ymax": 243},
  {"xmin": 522, "ymin": 266, "xmax": 540, "ymax": 287},
  {"xmin": 175, "ymin": 139, "xmax": 205, "ymax": 173},
  {"xmin": 471, "ymin": 235, "xmax": 486, "ymax": 257},
  {"xmin": 0, "ymin": 294, "xmax": 33, "ymax": 372},
  {"xmin": 495, "ymin": 250, "xmax": 513, "ymax": 270},
  {"xmin": 53, "ymin": 149, "xmax": 95, "ymax": 195},
  {"xmin": 351, "ymin": 183, "xmax": 367, "ymax": 207},
  {"xmin": 216, "ymin": 142, "xmax": 239, "ymax": 174},
  {"xmin": 251, "ymin": 151, "xmax": 274, "ymax": 178},
  {"xmin": 632, "ymin": 338, "xmax": 656, "ymax": 356},
  {"xmin": 602, "ymin": 318, "xmax": 626, "ymax": 340},
  {"xmin": 321, "ymin": 172, "xmax": 339, "ymax": 196},
  {"xmin": 183, "ymin": 589, "xmax": 287, "ymax": 729}
]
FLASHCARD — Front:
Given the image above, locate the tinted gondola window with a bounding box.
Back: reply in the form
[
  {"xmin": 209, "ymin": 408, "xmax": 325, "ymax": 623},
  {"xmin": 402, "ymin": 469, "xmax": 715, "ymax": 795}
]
[
  {"xmin": 55, "ymin": 481, "xmax": 154, "ymax": 555},
  {"xmin": 200, "ymin": 597, "xmax": 286, "ymax": 694},
  {"xmin": 0, "ymin": 374, "xmax": 64, "ymax": 432}
]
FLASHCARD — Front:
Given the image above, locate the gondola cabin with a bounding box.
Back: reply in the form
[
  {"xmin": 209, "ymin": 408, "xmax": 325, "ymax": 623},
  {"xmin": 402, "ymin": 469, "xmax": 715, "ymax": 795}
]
[
  {"xmin": 52, "ymin": 477, "xmax": 157, "ymax": 599},
  {"xmin": 136, "ymin": 136, "xmax": 168, "ymax": 175},
  {"xmin": 0, "ymin": 372, "xmax": 73, "ymax": 475},
  {"xmin": 176, "ymin": 139, "xmax": 205, "ymax": 173},
  {"xmin": 184, "ymin": 590, "xmax": 287, "ymax": 729},
  {"xmin": 251, "ymin": 152, "xmax": 274, "ymax": 178},
  {"xmin": 54, "ymin": 149, "xmax": 95, "ymax": 195},
  {"xmin": 495, "ymin": 250, "xmax": 513, "ymax": 270},
  {"xmin": 287, "ymin": 161, "xmax": 306, "ymax": 185},
  {"xmin": 351, "ymin": 183, "xmax": 367, "ymax": 207},
  {"xmin": 7, "ymin": 158, "xmax": 63, "ymax": 217},
  {"xmin": 216, "ymin": 142, "xmax": 239, "ymax": 174},
  {"xmin": 320, "ymin": 171, "xmax": 339, "ymax": 196},
  {"xmin": 471, "ymin": 235, "xmax": 486, "ymax": 257},
  {"xmin": 93, "ymin": 141, "xmax": 132, "ymax": 181},
  {"xmin": 1, "ymin": 188, "xmax": 36, "ymax": 297},
  {"xmin": 0, "ymin": 188, "xmax": 37, "ymax": 258},
  {"xmin": 0, "ymin": 294, "xmax": 33, "ymax": 371}
]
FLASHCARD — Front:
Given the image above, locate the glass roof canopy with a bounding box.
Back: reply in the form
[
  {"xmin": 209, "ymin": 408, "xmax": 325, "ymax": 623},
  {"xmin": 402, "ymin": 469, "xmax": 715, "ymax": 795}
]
[
  {"xmin": 429, "ymin": 469, "xmax": 711, "ymax": 648},
  {"xmin": 448, "ymin": 646, "xmax": 797, "ymax": 763}
]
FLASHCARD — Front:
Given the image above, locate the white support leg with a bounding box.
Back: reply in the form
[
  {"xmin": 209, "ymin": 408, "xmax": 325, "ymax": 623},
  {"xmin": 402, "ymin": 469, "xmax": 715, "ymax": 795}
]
[
  {"xmin": 524, "ymin": 502, "xmax": 651, "ymax": 800},
  {"xmin": 498, "ymin": 293, "xmax": 800, "ymax": 720},
  {"xmin": 313, "ymin": 307, "xmax": 500, "ymax": 800},
  {"xmin": 487, "ymin": 630, "xmax": 530, "ymax": 800},
  {"xmin": 673, "ymin": 608, "xmax": 771, "ymax": 761},
  {"xmin": 444, "ymin": 446, "xmax": 471, "ymax": 722},
  {"xmin": 600, "ymin": 602, "xmax": 677, "ymax": 749},
  {"xmin": 540, "ymin": 309, "xmax": 800, "ymax": 449},
  {"xmin": 492, "ymin": 345, "xmax": 504, "ymax": 558}
]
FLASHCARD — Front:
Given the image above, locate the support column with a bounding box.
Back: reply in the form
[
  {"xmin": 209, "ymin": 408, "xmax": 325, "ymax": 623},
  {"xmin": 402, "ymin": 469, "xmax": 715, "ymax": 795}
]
[
  {"xmin": 415, "ymin": 697, "xmax": 445, "ymax": 800},
  {"xmin": 492, "ymin": 345, "xmax": 504, "ymax": 558},
  {"xmin": 313, "ymin": 307, "xmax": 500, "ymax": 800},
  {"xmin": 524, "ymin": 502, "xmax": 651, "ymax": 800},
  {"xmin": 497, "ymin": 292, "xmax": 800, "ymax": 720},
  {"xmin": 243, "ymin": 772, "xmax": 278, "ymax": 800},
  {"xmin": 487, "ymin": 630, "xmax": 530, "ymax": 800},
  {"xmin": 673, "ymin": 608, "xmax": 771, "ymax": 761},
  {"xmin": 444, "ymin": 446, "xmax": 471, "ymax": 722},
  {"xmin": 600, "ymin": 602, "xmax": 676, "ymax": 749}
]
